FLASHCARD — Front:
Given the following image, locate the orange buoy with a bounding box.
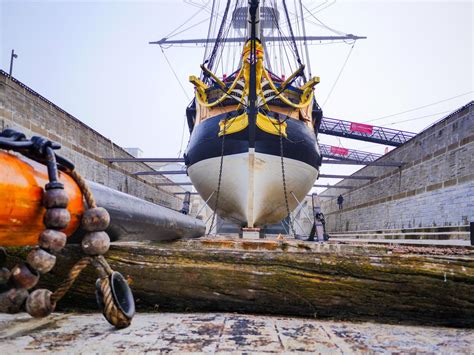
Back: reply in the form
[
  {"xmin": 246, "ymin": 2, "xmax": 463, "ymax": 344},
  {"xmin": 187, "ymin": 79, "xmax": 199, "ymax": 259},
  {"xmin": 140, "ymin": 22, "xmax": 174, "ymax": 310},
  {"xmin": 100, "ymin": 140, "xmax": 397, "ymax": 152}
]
[{"xmin": 0, "ymin": 151, "xmax": 84, "ymax": 246}]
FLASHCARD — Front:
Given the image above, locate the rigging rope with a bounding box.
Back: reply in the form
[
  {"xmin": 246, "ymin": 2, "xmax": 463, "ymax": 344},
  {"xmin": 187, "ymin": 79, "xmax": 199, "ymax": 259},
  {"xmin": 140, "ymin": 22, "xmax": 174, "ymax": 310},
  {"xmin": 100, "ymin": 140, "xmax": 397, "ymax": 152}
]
[
  {"xmin": 298, "ymin": 0, "xmax": 312, "ymax": 77},
  {"xmin": 160, "ymin": 47, "xmax": 191, "ymax": 101},
  {"xmin": 282, "ymin": 0, "xmax": 304, "ymax": 80},
  {"xmin": 164, "ymin": 2, "xmax": 210, "ymax": 40},
  {"xmin": 322, "ymin": 42, "xmax": 355, "ymax": 107},
  {"xmin": 293, "ymin": 0, "xmax": 304, "ymax": 74},
  {"xmin": 159, "ymin": 48, "xmax": 190, "ymax": 158},
  {"xmin": 363, "ymin": 91, "xmax": 474, "ymax": 123},
  {"xmin": 212, "ymin": 0, "xmax": 240, "ymax": 76},
  {"xmin": 302, "ymin": 3, "xmax": 347, "ymax": 36},
  {"xmin": 203, "ymin": 0, "xmax": 217, "ymax": 63},
  {"xmin": 204, "ymin": 0, "xmax": 232, "ymax": 78},
  {"xmin": 166, "ymin": 18, "xmax": 212, "ymax": 41},
  {"xmin": 177, "ymin": 114, "xmax": 188, "ymax": 158},
  {"xmin": 268, "ymin": 1, "xmax": 296, "ymax": 77},
  {"xmin": 384, "ymin": 110, "xmax": 452, "ymax": 126},
  {"xmin": 313, "ymin": 0, "xmax": 337, "ymax": 13}
]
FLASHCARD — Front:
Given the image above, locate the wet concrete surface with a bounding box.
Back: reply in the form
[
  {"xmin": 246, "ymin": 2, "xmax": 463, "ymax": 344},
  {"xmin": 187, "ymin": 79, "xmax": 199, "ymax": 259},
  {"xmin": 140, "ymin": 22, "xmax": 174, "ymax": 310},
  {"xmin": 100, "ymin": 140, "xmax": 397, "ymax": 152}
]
[{"xmin": 0, "ymin": 312, "xmax": 472, "ymax": 354}]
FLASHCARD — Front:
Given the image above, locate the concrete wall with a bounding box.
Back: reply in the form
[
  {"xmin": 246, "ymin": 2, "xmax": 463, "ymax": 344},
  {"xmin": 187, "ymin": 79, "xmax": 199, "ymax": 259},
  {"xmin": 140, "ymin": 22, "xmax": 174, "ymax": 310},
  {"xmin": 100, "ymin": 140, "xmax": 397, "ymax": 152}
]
[
  {"xmin": 0, "ymin": 71, "xmax": 184, "ymax": 210},
  {"xmin": 321, "ymin": 101, "xmax": 474, "ymax": 232}
]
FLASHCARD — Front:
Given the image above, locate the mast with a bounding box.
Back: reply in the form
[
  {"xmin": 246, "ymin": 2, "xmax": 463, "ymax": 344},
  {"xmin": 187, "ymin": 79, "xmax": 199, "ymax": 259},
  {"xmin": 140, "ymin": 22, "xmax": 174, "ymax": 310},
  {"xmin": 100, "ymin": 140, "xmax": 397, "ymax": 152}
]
[{"xmin": 248, "ymin": 0, "xmax": 260, "ymax": 149}]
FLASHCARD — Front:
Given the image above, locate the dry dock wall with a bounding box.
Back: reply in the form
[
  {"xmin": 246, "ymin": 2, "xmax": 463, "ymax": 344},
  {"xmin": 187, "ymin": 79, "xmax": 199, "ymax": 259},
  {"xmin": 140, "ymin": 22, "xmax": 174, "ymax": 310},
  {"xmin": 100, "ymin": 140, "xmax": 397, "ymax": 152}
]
[
  {"xmin": 321, "ymin": 102, "xmax": 474, "ymax": 232},
  {"xmin": 0, "ymin": 71, "xmax": 183, "ymax": 210}
]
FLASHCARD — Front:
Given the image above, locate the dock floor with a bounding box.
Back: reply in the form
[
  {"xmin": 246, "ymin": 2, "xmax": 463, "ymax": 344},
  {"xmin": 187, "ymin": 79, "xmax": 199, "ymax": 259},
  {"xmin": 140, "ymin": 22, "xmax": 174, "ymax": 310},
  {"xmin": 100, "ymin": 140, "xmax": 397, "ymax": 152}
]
[
  {"xmin": 1, "ymin": 312, "xmax": 472, "ymax": 353},
  {"xmin": 329, "ymin": 237, "xmax": 471, "ymax": 246}
]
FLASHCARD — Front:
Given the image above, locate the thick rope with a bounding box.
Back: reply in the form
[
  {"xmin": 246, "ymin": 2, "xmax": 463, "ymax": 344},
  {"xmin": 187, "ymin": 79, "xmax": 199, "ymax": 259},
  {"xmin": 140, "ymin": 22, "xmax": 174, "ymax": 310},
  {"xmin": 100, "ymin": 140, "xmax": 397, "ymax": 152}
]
[
  {"xmin": 55, "ymin": 170, "xmax": 131, "ymax": 328},
  {"xmin": 50, "ymin": 257, "xmax": 92, "ymax": 304},
  {"xmin": 50, "ymin": 253, "xmax": 131, "ymax": 329},
  {"xmin": 0, "ymin": 130, "xmax": 132, "ymax": 328},
  {"xmin": 70, "ymin": 169, "xmax": 97, "ymax": 208},
  {"xmin": 95, "ymin": 255, "xmax": 113, "ymax": 276},
  {"xmin": 100, "ymin": 276, "xmax": 131, "ymax": 329}
]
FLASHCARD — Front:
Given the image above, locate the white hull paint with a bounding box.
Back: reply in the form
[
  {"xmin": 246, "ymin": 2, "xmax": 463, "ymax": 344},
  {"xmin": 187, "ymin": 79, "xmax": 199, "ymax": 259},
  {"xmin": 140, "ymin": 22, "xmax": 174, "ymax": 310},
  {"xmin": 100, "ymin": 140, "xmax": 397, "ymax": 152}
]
[{"xmin": 188, "ymin": 151, "xmax": 318, "ymax": 227}]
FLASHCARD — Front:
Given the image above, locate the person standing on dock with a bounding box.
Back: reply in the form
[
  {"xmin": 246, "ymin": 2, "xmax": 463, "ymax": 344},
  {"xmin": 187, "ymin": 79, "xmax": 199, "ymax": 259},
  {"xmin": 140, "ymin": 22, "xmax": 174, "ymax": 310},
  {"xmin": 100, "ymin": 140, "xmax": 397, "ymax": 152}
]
[{"xmin": 337, "ymin": 195, "xmax": 344, "ymax": 210}]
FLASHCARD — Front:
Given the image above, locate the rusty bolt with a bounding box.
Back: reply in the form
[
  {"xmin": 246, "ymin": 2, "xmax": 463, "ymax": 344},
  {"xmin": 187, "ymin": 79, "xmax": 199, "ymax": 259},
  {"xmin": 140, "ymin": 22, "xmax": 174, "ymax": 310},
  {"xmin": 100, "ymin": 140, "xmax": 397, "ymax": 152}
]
[
  {"xmin": 39, "ymin": 229, "xmax": 67, "ymax": 252},
  {"xmin": 10, "ymin": 263, "xmax": 39, "ymax": 290},
  {"xmin": 43, "ymin": 188, "xmax": 69, "ymax": 209},
  {"xmin": 81, "ymin": 207, "xmax": 110, "ymax": 232},
  {"xmin": 81, "ymin": 231, "xmax": 110, "ymax": 255},
  {"xmin": 44, "ymin": 208, "xmax": 71, "ymax": 230},
  {"xmin": 26, "ymin": 289, "xmax": 54, "ymax": 318},
  {"xmin": 26, "ymin": 248, "xmax": 56, "ymax": 274}
]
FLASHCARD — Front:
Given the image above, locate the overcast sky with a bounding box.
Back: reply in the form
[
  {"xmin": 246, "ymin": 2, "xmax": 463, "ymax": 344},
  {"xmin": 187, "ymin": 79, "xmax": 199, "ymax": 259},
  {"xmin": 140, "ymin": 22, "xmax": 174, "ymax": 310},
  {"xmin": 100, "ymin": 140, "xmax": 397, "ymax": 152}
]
[{"xmin": 1, "ymin": 0, "xmax": 472, "ymax": 194}]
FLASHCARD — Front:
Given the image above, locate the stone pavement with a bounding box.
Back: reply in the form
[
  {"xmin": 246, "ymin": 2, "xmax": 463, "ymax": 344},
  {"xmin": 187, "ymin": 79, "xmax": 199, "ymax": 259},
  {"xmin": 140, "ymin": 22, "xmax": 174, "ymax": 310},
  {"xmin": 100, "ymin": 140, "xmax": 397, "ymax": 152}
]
[{"xmin": 0, "ymin": 313, "xmax": 473, "ymax": 354}]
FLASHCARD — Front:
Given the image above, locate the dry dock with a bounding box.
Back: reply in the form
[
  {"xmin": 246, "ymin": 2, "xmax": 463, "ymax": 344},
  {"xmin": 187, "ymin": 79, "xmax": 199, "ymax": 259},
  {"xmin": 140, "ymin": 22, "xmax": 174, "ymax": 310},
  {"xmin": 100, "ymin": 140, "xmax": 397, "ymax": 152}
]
[
  {"xmin": 1, "ymin": 58, "xmax": 473, "ymax": 353},
  {"xmin": 1, "ymin": 312, "xmax": 473, "ymax": 353}
]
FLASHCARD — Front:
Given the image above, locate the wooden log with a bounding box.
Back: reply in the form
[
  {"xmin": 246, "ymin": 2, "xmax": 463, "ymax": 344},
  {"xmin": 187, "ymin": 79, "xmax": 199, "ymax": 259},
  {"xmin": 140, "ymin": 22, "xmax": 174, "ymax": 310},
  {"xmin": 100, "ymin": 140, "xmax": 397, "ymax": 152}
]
[{"xmin": 5, "ymin": 238, "xmax": 474, "ymax": 327}]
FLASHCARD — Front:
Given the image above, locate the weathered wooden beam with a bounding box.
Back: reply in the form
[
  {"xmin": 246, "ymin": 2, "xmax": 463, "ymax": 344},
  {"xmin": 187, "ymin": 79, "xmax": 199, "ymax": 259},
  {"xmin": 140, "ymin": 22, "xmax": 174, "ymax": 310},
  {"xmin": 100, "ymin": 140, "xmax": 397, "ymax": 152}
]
[{"xmin": 5, "ymin": 239, "xmax": 474, "ymax": 327}]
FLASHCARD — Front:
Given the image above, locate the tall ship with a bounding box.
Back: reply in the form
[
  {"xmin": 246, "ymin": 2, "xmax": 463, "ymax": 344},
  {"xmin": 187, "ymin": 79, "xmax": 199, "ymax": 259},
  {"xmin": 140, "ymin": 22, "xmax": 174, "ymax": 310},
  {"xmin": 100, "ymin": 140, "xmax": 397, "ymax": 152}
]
[{"xmin": 183, "ymin": 0, "xmax": 323, "ymax": 228}]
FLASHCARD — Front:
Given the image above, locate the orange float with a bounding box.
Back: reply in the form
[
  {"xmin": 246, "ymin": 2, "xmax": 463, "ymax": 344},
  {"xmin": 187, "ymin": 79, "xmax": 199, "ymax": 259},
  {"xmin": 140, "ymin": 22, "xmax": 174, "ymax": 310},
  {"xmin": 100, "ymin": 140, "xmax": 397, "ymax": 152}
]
[{"xmin": 0, "ymin": 150, "xmax": 85, "ymax": 246}]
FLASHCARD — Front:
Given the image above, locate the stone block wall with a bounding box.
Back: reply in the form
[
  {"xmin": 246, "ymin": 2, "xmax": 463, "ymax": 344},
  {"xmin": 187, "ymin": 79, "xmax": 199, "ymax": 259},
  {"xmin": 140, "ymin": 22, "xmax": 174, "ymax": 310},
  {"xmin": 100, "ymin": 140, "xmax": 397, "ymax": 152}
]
[
  {"xmin": 0, "ymin": 71, "xmax": 184, "ymax": 210},
  {"xmin": 321, "ymin": 102, "xmax": 474, "ymax": 232}
]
